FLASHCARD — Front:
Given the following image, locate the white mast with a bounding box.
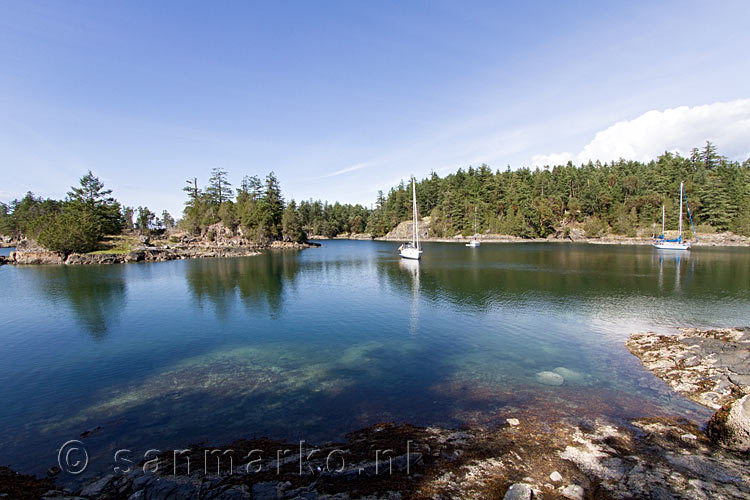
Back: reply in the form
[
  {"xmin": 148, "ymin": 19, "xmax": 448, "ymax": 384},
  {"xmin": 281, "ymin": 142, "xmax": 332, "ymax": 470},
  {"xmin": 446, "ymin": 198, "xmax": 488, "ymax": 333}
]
[
  {"xmin": 412, "ymin": 178, "xmax": 419, "ymax": 249},
  {"xmin": 662, "ymin": 205, "xmax": 665, "ymax": 236},
  {"xmin": 679, "ymin": 181, "xmax": 683, "ymax": 240}
]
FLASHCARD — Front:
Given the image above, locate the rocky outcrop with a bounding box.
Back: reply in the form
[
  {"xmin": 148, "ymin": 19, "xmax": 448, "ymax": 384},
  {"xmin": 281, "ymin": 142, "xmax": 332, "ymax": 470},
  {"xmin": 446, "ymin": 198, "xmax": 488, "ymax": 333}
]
[
  {"xmin": 626, "ymin": 327, "xmax": 750, "ymax": 409},
  {"xmin": 8, "ymin": 248, "xmax": 64, "ymax": 265},
  {"xmin": 707, "ymin": 394, "xmax": 750, "ymax": 452},
  {"xmin": 384, "ymin": 218, "xmax": 430, "ymax": 240},
  {"xmin": 6, "ymin": 227, "xmax": 319, "ymax": 266},
  {"xmin": 627, "ymin": 327, "xmax": 750, "ymax": 454}
]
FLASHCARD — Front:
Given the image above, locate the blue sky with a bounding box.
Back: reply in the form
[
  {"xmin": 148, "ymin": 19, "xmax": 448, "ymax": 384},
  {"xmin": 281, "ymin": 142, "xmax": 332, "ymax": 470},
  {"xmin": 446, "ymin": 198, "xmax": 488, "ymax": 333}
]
[{"xmin": 1, "ymin": 1, "xmax": 749, "ymax": 217}]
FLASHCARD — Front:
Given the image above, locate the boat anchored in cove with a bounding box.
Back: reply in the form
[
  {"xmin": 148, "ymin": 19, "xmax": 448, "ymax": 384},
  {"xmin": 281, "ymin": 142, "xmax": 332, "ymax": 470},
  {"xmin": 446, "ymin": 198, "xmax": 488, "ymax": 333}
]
[
  {"xmin": 466, "ymin": 207, "xmax": 480, "ymax": 248},
  {"xmin": 653, "ymin": 181, "xmax": 697, "ymax": 251},
  {"xmin": 399, "ymin": 177, "xmax": 423, "ymax": 260}
]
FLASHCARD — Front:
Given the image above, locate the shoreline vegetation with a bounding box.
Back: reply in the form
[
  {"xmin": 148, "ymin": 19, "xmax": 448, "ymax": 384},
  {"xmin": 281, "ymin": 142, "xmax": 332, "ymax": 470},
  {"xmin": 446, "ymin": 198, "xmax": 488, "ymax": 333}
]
[
  {"xmin": 3, "ymin": 328, "xmax": 747, "ymax": 499},
  {"xmin": 1, "ymin": 141, "xmax": 750, "ymax": 266}
]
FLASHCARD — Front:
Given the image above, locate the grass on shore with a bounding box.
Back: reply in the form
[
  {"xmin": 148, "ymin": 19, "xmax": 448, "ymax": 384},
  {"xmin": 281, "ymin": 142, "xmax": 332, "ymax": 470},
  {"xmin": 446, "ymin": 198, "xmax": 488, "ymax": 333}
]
[{"xmin": 87, "ymin": 234, "xmax": 140, "ymax": 255}]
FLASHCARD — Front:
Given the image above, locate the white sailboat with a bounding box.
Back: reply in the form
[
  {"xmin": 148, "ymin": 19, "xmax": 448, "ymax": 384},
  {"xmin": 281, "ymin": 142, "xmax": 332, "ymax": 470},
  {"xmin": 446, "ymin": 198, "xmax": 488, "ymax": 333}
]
[
  {"xmin": 653, "ymin": 181, "xmax": 693, "ymax": 250},
  {"xmin": 466, "ymin": 207, "xmax": 480, "ymax": 247},
  {"xmin": 398, "ymin": 178, "xmax": 423, "ymax": 260}
]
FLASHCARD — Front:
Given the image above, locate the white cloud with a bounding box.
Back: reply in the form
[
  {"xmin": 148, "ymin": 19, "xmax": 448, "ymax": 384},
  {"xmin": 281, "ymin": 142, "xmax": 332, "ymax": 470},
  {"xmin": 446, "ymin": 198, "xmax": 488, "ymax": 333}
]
[
  {"xmin": 531, "ymin": 99, "xmax": 750, "ymax": 167},
  {"xmin": 320, "ymin": 162, "xmax": 369, "ymax": 178}
]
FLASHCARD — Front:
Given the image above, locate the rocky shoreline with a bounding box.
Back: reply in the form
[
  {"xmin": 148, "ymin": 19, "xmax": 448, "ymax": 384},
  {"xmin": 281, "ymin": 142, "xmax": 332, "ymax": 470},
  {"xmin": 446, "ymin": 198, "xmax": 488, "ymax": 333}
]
[
  {"xmin": 627, "ymin": 327, "xmax": 750, "ymax": 454},
  {"xmin": 0, "ymin": 238, "xmax": 318, "ymax": 267},
  {"xmin": 306, "ymin": 230, "xmax": 750, "ymax": 248},
  {"xmin": 3, "ymin": 328, "xmax": 749, "ymax": 499}
]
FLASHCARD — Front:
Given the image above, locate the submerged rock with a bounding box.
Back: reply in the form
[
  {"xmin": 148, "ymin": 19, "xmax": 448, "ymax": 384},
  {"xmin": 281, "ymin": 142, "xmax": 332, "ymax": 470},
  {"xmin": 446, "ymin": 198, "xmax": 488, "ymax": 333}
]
[
  {"xmin": 552, "ymin": 367, "xmax": 586, "ymax": 384},
  {"xmin": 536, "ymin": 371, "xmax": 564, "ymax": 386},
  {"xmin": 707, "ymin": 394, "xmax": 750, "ymax": 452},
  {"xmin": 503, "ymin": 483, "xmax": 533, "ymax": 500}
]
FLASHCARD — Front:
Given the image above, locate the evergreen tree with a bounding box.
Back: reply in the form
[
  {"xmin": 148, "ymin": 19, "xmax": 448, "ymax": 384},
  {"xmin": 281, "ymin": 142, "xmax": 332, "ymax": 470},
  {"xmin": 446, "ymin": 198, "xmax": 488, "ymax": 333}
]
[
  {"xmin": 257, "ymin": 172, "xmax": 284, "ymax": 238},
  {"xmin": 206, "ymin": 168, "xmax": 232, "ymax": 205},
  {"xmin": 281, "ymin": 201, "xmax": 305, "ymax": 242},
  {"xmin": 67, "ymin": 171, "xmax": 123, "ymax": 234},
  {"xmin": 135, "ymin": 206, "xmax": 156, "ymax": 233}
]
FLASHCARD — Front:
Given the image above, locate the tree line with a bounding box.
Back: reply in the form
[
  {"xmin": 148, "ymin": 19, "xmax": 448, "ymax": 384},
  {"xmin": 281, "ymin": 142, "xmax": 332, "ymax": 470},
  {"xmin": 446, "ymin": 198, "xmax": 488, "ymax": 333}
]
[
  {"xmin": 2, "ymin": 142, "xmax": 749, "ymax": 255},
  {"xmin": 0, "ymin": 172, "xmax": 175, "ymax": 254},
  {"xmin": 169, "ymin": 142, "xmax": 750, "ymax": 240},
  {"xmin": 365, "ymin": 142, "xmax": 750, "ymax": 238}
]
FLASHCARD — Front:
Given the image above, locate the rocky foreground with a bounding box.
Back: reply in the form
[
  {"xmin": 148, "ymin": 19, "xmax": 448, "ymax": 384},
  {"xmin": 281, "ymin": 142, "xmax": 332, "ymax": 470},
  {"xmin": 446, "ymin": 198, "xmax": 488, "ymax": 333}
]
[
  {"xmin": 4, "ymin": 416, "xmax": 748, "ymax": 500},
  {"xmin": 2, "ymin": 328, "xmax": 748, "ymax": 499},
  {"xmin": 627, "ymin": 327, "xmax": 750, "ymax": 455}
]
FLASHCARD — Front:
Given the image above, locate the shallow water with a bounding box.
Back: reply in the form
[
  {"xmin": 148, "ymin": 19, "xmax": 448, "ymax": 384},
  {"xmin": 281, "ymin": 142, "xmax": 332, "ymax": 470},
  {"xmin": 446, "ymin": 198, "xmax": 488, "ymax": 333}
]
[{"xmin": 0, "ymin": 241, "xmax": 748, "ymax": 478}]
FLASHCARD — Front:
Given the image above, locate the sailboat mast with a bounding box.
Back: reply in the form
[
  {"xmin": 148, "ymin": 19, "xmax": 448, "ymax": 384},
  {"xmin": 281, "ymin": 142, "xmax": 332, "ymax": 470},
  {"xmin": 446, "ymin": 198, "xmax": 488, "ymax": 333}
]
[
  {"xmin": 412, "ymin": 178, "xmax": 419, "ymax": 248},
  {"xmin": 662, "ymin": 205, "xmax": 665, "ymax": 236},
  {"xmin": 679, "ymin": 181, "xmax": 683, "ymax": 239}
]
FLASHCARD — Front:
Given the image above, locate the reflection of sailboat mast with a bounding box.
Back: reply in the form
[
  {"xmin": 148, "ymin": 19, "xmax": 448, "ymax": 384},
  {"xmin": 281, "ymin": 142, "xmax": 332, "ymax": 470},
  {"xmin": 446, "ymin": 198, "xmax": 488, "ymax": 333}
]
[
  {"xmin": 409, "ymin": 264, "xmax": 420, "ymax": 336},
  {"xmin": 399, "ymin": 259, "xmax": 421, "ymax": 336},
  {"xmin": 658, "ymin": 254, "xmax": 664, "ymax": 291}
]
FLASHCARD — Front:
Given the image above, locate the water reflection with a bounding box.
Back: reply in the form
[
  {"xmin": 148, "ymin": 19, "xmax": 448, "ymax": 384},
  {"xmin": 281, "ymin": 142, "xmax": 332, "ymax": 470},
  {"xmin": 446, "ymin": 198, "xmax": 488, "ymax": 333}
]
[
  {"xmin": 399, "ymin": 259, "xmax": 421, "ymax": 336},
  {"xmin": 655, "ymin": 251, "xmax": 696, "ymax": 292},
  {"xmin": 1, "ymin": 241, "xmax": 748, "ymax": 480},
  {"xmin": 185, "ymin": 253, "xmax": 298, "ymax": 317},
  {"xmin": 33, "ymin": 266, "xmax": 126, "ymax": 339}
]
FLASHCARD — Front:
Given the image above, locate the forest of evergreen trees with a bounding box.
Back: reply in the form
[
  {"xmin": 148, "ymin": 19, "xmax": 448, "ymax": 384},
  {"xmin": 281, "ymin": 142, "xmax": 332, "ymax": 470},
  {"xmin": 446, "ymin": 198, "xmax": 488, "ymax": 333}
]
[
  {"xmin": 1, "ymin": 142, "xmax": 749, "ymax": 255},
  {"xmin": 301, "ymin": 142, "xmax": 750, "ymax": 239}
]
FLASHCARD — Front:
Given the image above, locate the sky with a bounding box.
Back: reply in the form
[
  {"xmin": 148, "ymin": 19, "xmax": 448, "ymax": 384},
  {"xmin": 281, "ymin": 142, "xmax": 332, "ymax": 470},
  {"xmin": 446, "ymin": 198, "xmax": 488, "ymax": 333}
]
[{"xmin": 1, "ymin": 1, "xmax": 749, "ymax": 217}]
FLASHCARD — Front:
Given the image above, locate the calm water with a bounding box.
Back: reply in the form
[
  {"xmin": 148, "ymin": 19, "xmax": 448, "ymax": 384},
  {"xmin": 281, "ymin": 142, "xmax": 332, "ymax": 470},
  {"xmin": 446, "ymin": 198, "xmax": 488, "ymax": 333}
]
[{"xmin": 1, "ymin": 241, "xmax": 749, "ymax": 478}]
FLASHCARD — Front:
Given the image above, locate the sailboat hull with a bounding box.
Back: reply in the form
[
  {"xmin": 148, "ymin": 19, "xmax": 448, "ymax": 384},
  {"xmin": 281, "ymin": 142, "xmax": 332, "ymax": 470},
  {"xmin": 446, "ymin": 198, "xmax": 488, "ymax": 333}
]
[
  {"xmin": 653, "ymin": 241, "xmax": 690, "ymax": 250},
  {"xmin": 399, "ymin": 247, "xmax": 423, "ymax": 260}
]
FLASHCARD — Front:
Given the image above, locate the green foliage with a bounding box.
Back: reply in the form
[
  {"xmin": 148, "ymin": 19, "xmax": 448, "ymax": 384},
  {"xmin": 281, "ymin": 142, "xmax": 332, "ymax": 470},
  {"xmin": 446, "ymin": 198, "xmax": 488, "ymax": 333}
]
[
  {"xmin": 0, "ymin": 192, "xmax": 61, "ymax": 237},
  {"xmin": 67, "ymin": 171, "xmax": 124, "ymax": 234},
  {"xmin": 161, "ymin": 210, "xmax": 175, "ymax": 229},
  {"xmin": 206, "ymin": 168, "xmax": 232, "ymax": 204},
  {"xmin": 175, "ymin": 142, "xmax": 747, "ymax": 243},
  {"xmin": 135, "ymin": 206, "xmax": 156, "ymax": 233},
  {"xmin": 584, "ymin": 216, "xmax": 607, "ymax": 238},
  {"xmin": 281, "ymin": 201, "xmax": 305, "ymax": 242},
  {"xmin": 33, "ymin": 207, "xmax": 103, "ymax": 255}
]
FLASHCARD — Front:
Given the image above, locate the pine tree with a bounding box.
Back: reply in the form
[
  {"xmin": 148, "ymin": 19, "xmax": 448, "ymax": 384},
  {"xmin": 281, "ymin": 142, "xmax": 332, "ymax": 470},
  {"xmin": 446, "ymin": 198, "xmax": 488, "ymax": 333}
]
[
  {"xmin": 281, "ymin": 201, "xmax": 305, "ymax": 242},
  {"xmin": 206, "ymin": 168, "xmax": 232, "ymax": 205}
]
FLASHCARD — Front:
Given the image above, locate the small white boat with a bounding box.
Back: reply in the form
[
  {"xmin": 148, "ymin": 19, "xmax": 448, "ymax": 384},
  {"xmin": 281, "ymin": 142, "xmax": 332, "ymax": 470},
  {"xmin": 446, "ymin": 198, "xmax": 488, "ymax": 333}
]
[
  {"xmin": 399, "ymin": 178, "xmax": 423, "ymax": 260},
  {"xmin": 466, "ymin": 208, "xmax": 480, "ymax": 247},
  {"xmin": 653, "ymin": 181, "xmax": 695, "ymax": 250}
]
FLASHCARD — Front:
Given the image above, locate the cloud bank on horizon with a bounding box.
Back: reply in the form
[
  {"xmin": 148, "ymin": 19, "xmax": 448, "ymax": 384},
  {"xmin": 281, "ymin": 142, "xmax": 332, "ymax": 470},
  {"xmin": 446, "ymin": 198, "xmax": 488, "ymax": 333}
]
[{"xmin": 531, "ymin": 99, "xmax": 750, "ymax": 167}]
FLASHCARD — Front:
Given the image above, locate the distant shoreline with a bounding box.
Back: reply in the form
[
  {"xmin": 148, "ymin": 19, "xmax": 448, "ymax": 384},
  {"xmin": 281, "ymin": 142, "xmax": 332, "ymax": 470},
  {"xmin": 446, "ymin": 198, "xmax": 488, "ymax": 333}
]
[{"xmin": 309, "ymin": 232, "xmax": 750, "ymax": 247}]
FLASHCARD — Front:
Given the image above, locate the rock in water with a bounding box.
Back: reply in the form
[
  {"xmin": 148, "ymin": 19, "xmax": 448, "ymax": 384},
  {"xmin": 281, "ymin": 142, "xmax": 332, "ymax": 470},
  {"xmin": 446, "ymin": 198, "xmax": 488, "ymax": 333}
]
[
  {"xmin": 553, "ymin": 367, "xmax": 585, "ymax": 384},
  {"xmin": 503, "ymin": 483, "xmax": 533, "ymax": 500},
  {"xmin": 561, "ymin": 484, "xmax": 584, "ymax": 500},
  {"xmin": 707, "ymin": 394, "xmax": 750, "ymax": 452},
  {"xmin": 536, "ymin": 371, "xmax": 564, "ymax": 386}
]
